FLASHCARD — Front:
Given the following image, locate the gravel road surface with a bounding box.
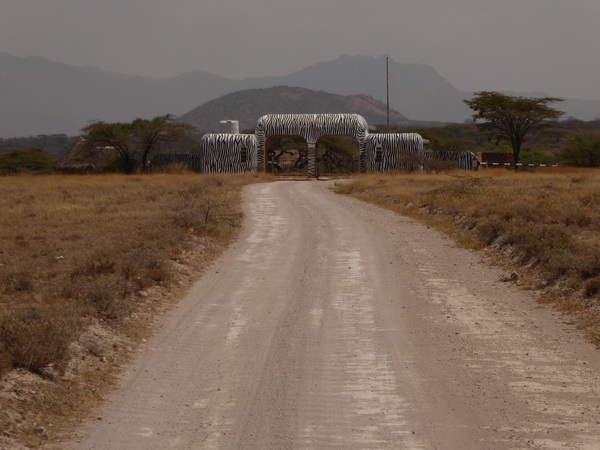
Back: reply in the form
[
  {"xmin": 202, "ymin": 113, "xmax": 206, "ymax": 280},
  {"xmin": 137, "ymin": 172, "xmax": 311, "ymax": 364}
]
[{"xmin": 69, "ymin": 181, "xmax": 600, "ymax": 449}]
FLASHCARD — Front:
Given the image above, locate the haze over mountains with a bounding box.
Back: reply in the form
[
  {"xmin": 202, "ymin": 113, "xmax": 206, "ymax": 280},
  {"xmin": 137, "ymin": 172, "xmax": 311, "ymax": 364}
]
[
  {"xmin": 0, "ymin": 53, "xmax": 598, "ymax": 138},
  {"xmin": 178, "ymin": 86, "xmax": 409, "ymax": 133}
]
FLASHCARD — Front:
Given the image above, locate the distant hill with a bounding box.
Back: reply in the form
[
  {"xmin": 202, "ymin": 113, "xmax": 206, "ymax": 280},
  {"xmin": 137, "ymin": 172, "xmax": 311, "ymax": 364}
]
[
  {"xmin": 239, "ymin": 55, "xmax": 472, "ymax": 123},
  {"xmin": 0, "ymin": 52, "xmax": 599, "ymax": 138},
  {"xmin": 178, "ymin": 86, "xmax": 409, "ymax": 133}
]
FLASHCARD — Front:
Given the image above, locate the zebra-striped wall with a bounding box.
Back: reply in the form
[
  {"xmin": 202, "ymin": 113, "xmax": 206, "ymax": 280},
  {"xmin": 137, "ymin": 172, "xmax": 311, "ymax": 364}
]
[
  {"xmin": 365, "ymin": 133, "xmax": 423, "ymax": 172},
  {"xmin": 199, "ymin": 134, "xmax": 257, "ymax": 173},
  {"xmin": 424, "ymin": 151, "xmax": 481, "ymax": 171},
  {"xmin": 256, "ymin": 114, "xmax": 369, "ymax": 177}
]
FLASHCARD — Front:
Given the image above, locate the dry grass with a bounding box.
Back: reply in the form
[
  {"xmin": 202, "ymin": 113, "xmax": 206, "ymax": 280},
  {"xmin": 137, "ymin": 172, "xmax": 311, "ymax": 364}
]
[
  {"xmin": 334, "ymin": 168, "xmax": 600, "ymax": 344},
  {"xmin": 0, "ymin": 172, "xmax": 268, "ymax": 447}
]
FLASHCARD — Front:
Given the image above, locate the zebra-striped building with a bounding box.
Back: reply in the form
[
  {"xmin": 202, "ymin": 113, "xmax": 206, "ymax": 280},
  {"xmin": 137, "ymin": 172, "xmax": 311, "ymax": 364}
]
[
  {"xmin": 365, "ymin": 133, "xmax": 423, "ymax": 172},
  {"xmin": 199, "ymin": 134, "xmax": 257, "ymax": 173},
  {"xmin": 150, "ymin": 113, "xmax": 480, "ymax": 176}
]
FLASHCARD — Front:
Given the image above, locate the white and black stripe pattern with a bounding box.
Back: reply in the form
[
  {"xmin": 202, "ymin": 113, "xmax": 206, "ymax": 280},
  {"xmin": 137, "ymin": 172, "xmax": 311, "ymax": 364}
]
[
  {"xmin": 199, "ymin": 134, "xmax": 257, "ymax": 173},
  {"xmin": 365, "ymin": 133, "xmax": 423, "ymax": 172},
  {"xmin": 149, "ymin": 153, "xmax": 203, "ymax": 172},
  {"xmin": 255, "ymin": 114, "xmax": 369, "ymax": 177},
  {"xmin": 424, "ymin": 151, "xmax": 481, "ymax": 171}
]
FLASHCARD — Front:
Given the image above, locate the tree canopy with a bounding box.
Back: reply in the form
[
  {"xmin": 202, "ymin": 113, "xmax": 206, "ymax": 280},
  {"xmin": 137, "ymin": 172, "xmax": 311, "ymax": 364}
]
[
  {"xmin": 80, "ymin": 115, "xmax": 196, "ymax": 174},
  {"xmin": 561, "ymin": 132, "xmax": 600, "ymax": 167},
  {"xmin": 464, "ymin": 91, "xmax": 563, "ymax": 167},
  {"xmin": 0, "ymin": 147, "xmax": 54, "ymax": 175}
]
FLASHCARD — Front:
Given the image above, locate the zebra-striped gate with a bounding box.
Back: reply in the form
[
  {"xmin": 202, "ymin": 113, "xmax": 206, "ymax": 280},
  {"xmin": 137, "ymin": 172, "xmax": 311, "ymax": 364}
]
[{"xmin": 256, "ymin": 114, "xmax": 369, "ymax": 178}]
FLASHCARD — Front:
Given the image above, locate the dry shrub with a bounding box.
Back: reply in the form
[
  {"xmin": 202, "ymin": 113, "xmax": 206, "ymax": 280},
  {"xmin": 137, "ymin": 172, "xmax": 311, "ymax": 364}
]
[
  {"xmin": 474, "ymin": 216, "xmax": 506, "ymax": 246},
  {"xmin": 574, "ymin": 246, "xmax": 600, "ymax": 280},
  {"xmin": 0, "ymin": 342, "xmax": 10, "ymax": 378},
  {"xmin": 81, "ymin": 274, "xmax": 130, "ymax": 319},
  {"xmin": 584, "ymin": 277, "xmax": 600, "ymax": 299},
  {"xmin": 73, "ymin": 251, "xmax": 117, "ymax": 278},
  {"xmin": 163, "ymin": 162, "xmax": 194, "ymax": 174},
  {"xmin": 501, "ymin": 224, "xmax": 572, "ymax": 263},
  {"xmin": 122, "ymin": 246, "xmax": 173, "ymax": 290},
  {"xmin": 174, "ymin": 179, "xmax": 243, "ymax": 234},
  {"xmin": 0, "ymin": 307, "xmax": 80, "ymax": 375},
  {"xmin": 332, "ymin": 180, "xmax": 367, "ymax": 195},
  {"xmin": 1, "ymin": 271, "xmax": 34, "ymax": 294}
]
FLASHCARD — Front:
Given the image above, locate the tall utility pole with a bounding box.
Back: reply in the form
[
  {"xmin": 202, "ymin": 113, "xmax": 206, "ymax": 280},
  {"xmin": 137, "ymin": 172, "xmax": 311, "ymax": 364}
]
[{"xmin": 386, "ymin": 56, "xmax": 390, "ymax": 132}]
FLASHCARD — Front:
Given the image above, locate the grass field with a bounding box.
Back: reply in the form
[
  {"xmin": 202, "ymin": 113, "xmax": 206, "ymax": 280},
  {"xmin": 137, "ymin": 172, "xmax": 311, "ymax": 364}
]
[
  {"xmin": 1, "ymin": 168, "xmax": 599, "ymax": 446},
  {"xmin": 0, "ymin": 172, "xmax": 265, "ymax": 447},
  {"xmin": 334, "ymin": 168, "xmax": 600, "ymax": 345}
]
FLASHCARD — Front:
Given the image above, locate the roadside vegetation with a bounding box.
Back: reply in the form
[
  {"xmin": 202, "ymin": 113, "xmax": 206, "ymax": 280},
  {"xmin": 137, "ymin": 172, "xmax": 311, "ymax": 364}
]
[
  {"xmin": 0, "ymin": 172, "xmax": 266, "ymax": 447},
  {"xmin": 393, "ymin": 118, "xmax": 600, "ymax": 168},
  {"xmin": 334, "ymin": 168, "xmax": 600, "ymax": 344}
]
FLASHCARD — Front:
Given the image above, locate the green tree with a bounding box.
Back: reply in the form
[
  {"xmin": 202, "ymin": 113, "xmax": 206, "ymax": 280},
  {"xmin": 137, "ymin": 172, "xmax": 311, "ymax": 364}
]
[
  {"xmin": 130, "ymin": 115, "xmax": 196, "ymax": 170},
  {"xmin": 266, "ymin": 136, "xmax": 307, "ymax": 173},
  {"xmin": 519, "ymin": 148, "xmax": 554, "ymax": 166},
  {"xmin": 464, "ymin": 92, "xmax": 563, "ymax": 168},
  {"xmin": 0, "ymin": 147, "xmax": 54, "ymax": 175},
  {"xmin": 561, "ymin": 133, "xmax": 600, "ymax": 167},
  {"xmin": 80, "ymin": 115, "xmax": 196, "ymax": 174},
  {"xmin": 315, "ymin": 136, "xmax": 357, "ymax": 175},
  {"xmin": 80, "ymin": 121, "xmax": 136, "ymax": 174}
]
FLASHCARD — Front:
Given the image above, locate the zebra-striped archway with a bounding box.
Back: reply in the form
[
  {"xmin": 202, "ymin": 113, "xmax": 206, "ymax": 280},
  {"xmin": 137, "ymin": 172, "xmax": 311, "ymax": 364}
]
[
  {"xmin": 167, "ymin": 114, "xmax": 482, "ymax": 176},
  {"xmin": 256, "ymin": 114, "xmax": 369, "ymax": 178}
]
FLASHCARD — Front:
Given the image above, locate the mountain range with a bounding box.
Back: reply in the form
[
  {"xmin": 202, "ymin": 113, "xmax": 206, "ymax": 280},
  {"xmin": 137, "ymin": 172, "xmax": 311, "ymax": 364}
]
[
  {"xmin": 0, "ymin": 53, "xmax": 598, "ymax": 138},
  {"xmin": 178, "ymin": 86, "xmax": 409, "ymax": 133}
]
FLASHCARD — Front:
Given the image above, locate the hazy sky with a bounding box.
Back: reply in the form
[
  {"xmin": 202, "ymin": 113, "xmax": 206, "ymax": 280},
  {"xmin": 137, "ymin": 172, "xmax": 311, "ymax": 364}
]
[{"xmin": 1, "ymin": 0, "xmax": 599, "ymax": 100}]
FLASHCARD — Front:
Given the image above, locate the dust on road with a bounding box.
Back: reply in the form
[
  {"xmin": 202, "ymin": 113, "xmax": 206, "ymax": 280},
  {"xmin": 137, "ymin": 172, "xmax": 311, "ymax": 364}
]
[{"xmin": 68, "ymin": 181, "xmax": 600, "ymax": 449}]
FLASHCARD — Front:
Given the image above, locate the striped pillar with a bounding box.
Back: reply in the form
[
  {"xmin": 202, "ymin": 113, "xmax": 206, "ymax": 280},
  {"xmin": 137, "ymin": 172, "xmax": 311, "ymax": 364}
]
[
  {"xmin": 359, "ymin": 139, "xmax": 367, "ymax": 174},
  {"xmin": 307, "ymin": 142, "xmax": 316, "ymax": 178}
]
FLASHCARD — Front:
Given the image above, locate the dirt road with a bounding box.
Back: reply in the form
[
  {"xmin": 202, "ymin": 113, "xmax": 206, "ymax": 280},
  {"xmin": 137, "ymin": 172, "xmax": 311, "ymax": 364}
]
[{"xmin": 69, "ymin": 181, "xmax": 600, "ymax": 449}]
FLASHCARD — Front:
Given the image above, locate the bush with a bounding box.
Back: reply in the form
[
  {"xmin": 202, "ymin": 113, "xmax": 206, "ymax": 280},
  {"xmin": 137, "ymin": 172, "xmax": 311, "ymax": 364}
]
[
  {"xmin": 0, "ymin": 147, "xmax": 55, "ymax": 175},
  {"xmin": 0, "ymin": 307, "xmax": 80, "ymax": 375},
  {"xmin": 574, "ymin": 246, "xmax": 600, "ymax": 280},
  {"xmin": 0, "ymin": 342, "xmax": 11, "ymax": 379},
  {"xmin": 81, "ymin": 274, "xmax": 130, "ymax": 319},
  {"xmin": 561, "ymin": 135, "xmax": 600, "ymax": 167},
  {"xmin": 474, "ymin": 217, "xmax": 506, "ymax": 245},
  {"xmin": 519, "ymin": 148, "xmax": 555, "ymax": 166},
  {"xmin": 72, "ymin": 251, "xmax": 117, "ymax": 278},
  {"xmin": 584, "ymin": 277, "xmax": 600, "ymax": 298},
  {"xmin": 122, "ymin": 246, "xmax": 172, "ymax": 289},
  {"xmin": 1, "ymin": 271, "xmax": 34, "ymax": 293}
]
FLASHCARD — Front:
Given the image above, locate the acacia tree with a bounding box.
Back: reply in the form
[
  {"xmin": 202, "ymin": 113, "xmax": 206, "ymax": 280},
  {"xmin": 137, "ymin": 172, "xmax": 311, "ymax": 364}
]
[
  {"xmin": 315, "ymin": 135, "xmax": 357, "ymax": 175},
  {"xmin": 464, "ymin": 91, "xmax": 563, "ymax": 168},
  {"xmin": 131, "ymin": 115, "xmax": 196, "ymax": 170},
  {"xmin": 81, "ymin": 114, "xmax": 196, "ymax": 174},
  {"xmin": 80, "ymin": 121, "xmax": 136, "ymax": 173}
]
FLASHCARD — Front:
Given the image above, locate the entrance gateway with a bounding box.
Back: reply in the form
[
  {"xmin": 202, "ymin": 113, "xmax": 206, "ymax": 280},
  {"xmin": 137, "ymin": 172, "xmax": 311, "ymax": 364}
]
[
  {"xmin": 150, "ymin": 114, "xmax": 479, "ymax": 175},
  {"xmin": 198, "ymin": 113, "xmax": 425, "ymax": 178},
  {"xmin": 256, "ymin": 114, "xmax": 369, "ymax": 178}
]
